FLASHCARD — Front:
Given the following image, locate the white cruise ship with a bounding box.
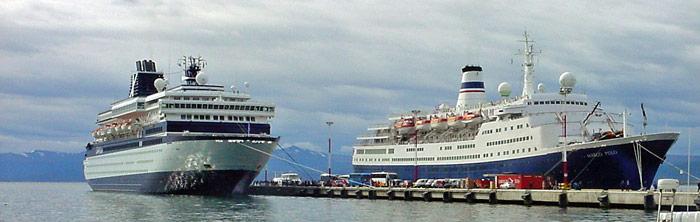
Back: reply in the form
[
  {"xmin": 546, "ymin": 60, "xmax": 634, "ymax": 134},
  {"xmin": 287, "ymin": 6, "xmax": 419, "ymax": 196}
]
[
  {"xmin": 352, "ymin": 33, "xmax": 679, "ymax": 189},
  {"xmin": 84, "ymin": 57, "xmax": 277, "ymax": 195}
]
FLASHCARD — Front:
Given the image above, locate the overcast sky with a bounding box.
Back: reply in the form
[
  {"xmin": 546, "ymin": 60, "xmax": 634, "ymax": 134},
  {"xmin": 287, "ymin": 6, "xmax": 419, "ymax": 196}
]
[{"xmin": 1, "ymin": 1, "xmax": 698, "ymax": 155}]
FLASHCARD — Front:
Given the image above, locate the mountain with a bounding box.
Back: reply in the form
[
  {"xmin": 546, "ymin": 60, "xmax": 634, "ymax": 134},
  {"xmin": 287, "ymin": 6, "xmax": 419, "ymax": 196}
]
[
  {"xmin": 0, "ymin": 150, "xmax": 85, "ymax": 182},
  {"xmin": 256, "ymin": 146, "xmax": 353, "ymax": 181}
]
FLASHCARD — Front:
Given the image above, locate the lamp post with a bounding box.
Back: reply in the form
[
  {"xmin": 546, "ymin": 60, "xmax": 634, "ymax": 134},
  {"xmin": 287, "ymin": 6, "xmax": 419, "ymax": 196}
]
[
  {"xmin": 411, "ymin": 110, "xmax": 420, "ymax": 181},
  {"xmin": 326, "ymin": 121, "xmax": 334, "ymax": 176}
]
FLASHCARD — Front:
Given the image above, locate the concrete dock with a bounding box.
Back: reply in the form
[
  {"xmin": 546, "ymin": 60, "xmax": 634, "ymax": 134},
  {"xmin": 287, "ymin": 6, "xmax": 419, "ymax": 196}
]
[{"xmin": 248, "ymin": 186, "xmax": 700, "ymax": 210}]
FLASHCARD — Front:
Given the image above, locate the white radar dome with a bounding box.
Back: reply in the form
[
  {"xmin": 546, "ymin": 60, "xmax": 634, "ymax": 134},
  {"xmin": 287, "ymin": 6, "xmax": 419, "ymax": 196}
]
[
  {"xmin": 195, "ymin": 73, "xmax": 208, "ymax": 85},
  {"xmin": 537, "ymin": 83, "xmax": 545, "ymax": 93},
  {"xmin": 154, "ymin": 78, "xmax": 167, "ymax": 92},
  {"xmin": 497, "ymin": 82, "xmax": 512, "ymax": 97},
  {"xmin": 244, "ymin": 82, "xmax": 250, "ymax": 88},
  {"xmin": 559, "ymin": 72, "xmax": 576, "ymax": 88}
]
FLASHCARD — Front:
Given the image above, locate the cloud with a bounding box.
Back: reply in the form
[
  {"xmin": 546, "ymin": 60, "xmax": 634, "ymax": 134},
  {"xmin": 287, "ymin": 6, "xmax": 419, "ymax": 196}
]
[{"xmin": 0, "ymin": 1, "xmax": 698, "ymax": 156}]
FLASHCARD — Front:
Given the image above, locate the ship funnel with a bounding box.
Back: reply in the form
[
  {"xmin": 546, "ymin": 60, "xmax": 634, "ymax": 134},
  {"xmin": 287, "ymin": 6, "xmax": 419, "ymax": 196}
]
[
  {"xmin": 129, "ymin": 59, "xmax": 164, "ymax": 97},
  {"xmin": 456, "ymin": 65, "xmax": 485, "ymax": 112}
]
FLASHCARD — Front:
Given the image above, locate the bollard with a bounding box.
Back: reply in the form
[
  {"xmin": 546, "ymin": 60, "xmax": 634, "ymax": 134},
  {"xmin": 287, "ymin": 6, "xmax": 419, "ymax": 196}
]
[
  {"xmin": 643, "ymin": 191, "xmax": 655, "ymax": 212},
  {"xmin": 422, "ymin": 191, "xmax": 432, "ymax": 202},
  {"xmin": 327, "ymin": 189, "xmax": 334, "ymax": 198},
  {"xmin": 368, "ymin": 190, "xmax": 377, "ymax": 200},
  {"xmin": 340, "ymin": 189, "xmax": 348, "ymax": 198},
  {"xmin": 443, "ymin": 192, "xmax": 453, "ymax": 203},
  {"xmin": 355, "ymin": 190, "xmax": 363, "ymax": 199},
  {"xmin": 387, "ymin": 190, "xmax": 395, "ymax": 200},
  {"xmin": 465, "ymin": 191, "xmax": 476, "ymax": 204},
  {"xmin": 597, "ymin": 191, "xmax": 610, "ymax": 209},
  {"xmin": 404, "ymin": 190, "xmax": 413, "ymax": 201},
  {"xmin": 521, "ymin": 191, "xmax": 532, "ymax": 206},
  {"xmin": 489, "ymin": 190, "xmax": 498, "ymax": 204},
  {"xmin": 558, "ymin": 191, "xmax": 568, "ymax": 208}
]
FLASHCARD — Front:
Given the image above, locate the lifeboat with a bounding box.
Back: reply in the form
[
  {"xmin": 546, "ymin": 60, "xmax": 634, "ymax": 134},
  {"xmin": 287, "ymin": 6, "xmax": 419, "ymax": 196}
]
[
  {"xmin": 447, "ymin": 116, "xmax": 465, "ymax": 127},
  {"xmin": 394, "ymin": 118, "xmax": 416, "ymax": 134},
  {"xmin": 415, "ymin": 119, "xmax": 431, "ymax": 131},
  {"xmin": 430, "ymin": 117, "xmax": 448, "ymax": 130}
]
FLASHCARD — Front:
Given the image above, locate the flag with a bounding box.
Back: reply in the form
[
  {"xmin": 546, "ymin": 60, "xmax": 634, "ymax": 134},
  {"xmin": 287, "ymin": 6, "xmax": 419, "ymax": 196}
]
[{"xmin": 641, "ymin": 103, "xmax": 648, "ymax": 127}]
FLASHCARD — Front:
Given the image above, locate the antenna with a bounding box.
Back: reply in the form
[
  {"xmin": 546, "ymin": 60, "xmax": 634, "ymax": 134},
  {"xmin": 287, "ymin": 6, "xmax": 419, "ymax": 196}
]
[
  {"xmin": 177, "ymin": 56, "xmax": 207, "ymax": 85},
  {"xmin": 516, "ymin": 31, "xmax": 542, "ymax": 98}
]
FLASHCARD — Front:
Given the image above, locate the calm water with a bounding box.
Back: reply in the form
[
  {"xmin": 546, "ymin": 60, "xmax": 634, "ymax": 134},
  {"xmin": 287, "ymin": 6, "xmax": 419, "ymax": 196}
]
[{"xmin": 0, "ymin": 182, "xmax": 658, "ymax": 221}]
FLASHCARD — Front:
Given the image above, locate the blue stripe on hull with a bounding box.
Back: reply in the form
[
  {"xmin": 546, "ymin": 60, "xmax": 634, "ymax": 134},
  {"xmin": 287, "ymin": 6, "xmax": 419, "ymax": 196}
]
[
  {"xmin": 87, "ymin": 170, "xmax": 258, "ymax": 195},
  {"xmin": 354, "ymin": 139, "xmax": 675, "ymax": 190}
]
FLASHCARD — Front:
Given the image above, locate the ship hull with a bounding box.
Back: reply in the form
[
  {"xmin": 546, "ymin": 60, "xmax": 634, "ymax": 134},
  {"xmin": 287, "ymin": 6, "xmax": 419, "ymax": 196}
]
[
  {"xmin": 353, "ymin": 133, "xmax": 677, "ymax": 190},
  {"xmin": 84, "ymin": 135, "xmax": 277, "ymax": 195}
]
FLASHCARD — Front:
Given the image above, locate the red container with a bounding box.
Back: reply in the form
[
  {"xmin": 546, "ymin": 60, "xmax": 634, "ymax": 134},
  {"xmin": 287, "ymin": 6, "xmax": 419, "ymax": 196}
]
[{"xmin": 495, "ymin": 174, "xmax": 544, "ymax": 189}]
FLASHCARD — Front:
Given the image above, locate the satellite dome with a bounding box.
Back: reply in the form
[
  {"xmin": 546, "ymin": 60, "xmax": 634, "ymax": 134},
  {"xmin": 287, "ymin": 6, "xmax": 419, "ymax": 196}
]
[
  {"xmin": 497, "ymin": 82, "xmax": 511, "ymax": 97},
  {"xmin": 154, "ymin": 78, "xmax": 167, "ymax": 92},
  {"xmin": 244, "ymin": 82, "xmax": 250, "ymax": 88},
  {"xmin": 537, "ymin": 83, "xmax": 545, "ymax": 93},
  {"xmin": 195, "ymin": 72, "xmax": 208, "ymax": 85},
  {"xmin": 559, "ymin": 72, "xmax": 576, "ymax": 88}
]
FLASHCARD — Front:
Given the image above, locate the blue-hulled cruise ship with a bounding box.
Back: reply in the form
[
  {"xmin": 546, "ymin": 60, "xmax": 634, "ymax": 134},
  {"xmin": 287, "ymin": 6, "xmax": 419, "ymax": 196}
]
[
  {"xmin": 84, "ymin": 57, "xmax": 277, "ymax": 195},
  {"xmin": 352, "ymin": 33, "xmax": 679, "ymax": 190}
]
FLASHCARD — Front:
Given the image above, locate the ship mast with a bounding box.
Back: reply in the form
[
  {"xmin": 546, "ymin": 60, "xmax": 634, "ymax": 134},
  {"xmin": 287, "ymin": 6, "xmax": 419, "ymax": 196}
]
[
  {"xmin": 178, "ymin": 56, "xmax": 207, "ymax": 86},
  {"xmin": 519, "ymin": 31, "xmax": 539, "ymax": 97}
]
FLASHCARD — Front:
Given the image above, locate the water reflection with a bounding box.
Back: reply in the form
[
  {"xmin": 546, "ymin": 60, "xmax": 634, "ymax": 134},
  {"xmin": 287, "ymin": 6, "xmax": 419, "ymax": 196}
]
[{"xmin": 84, "ymin": 192, "xmax": 270, "ymax": 221}]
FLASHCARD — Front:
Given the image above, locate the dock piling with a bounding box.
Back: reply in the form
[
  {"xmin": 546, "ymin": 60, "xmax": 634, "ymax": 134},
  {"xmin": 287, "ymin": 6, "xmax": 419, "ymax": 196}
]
[
  {"xmin": 521, "ymin": 191, "xmax": 532, "ymax": 206},
  {"xmin": 598, "ymin": 190, "xmax": 610, "ymax": 209},
  {"xmin": 368, "ymin": 190, "xmax": 377, "ymax": 200},
  {"xmin": 465, "ymin": 191, "xmax": 476, "ymax": 204},
  {"xmin": 404, "ymin": 190, "xmax": 412, "ymax": 201},
  {"xmin": 355, "ymin": 190, "xmax": 363, "ymax": 199},
  {"xmin": 340, "ymin": 189, "xmax": 348, "ymax": 198},
  {"xmin": 443, "ymin": 192, "xmax": 453, "ymax": 203},
  {"xmin": 422, "ymin": 191, "xmax": 432, "ymax": 202},
  {"xmin": 558, "ymin": 191, "xmax": 568, "ymax": 208},
  {"xmin": 643, "ymin": 191, "xmax": 655, "ymax": 212},
  {"xmin": 387, "ymin": 190, "xmax": 395, "ymax": 200},
  {"xmin": 489, "ymin": 190, "xmax": 498, "ymax": 204}
]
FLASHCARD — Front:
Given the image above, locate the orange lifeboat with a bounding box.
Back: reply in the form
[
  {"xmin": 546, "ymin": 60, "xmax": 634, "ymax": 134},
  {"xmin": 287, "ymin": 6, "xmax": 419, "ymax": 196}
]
[
  {"xmin": 447, "ymin": 115, "xmax": 465, "ymax": 127},
  {"xmin": 394, "ymin": 118, "xmax": 416, "ymax": 134},
  {"xmin": 415, "ymin": 119, "xmax": 431, "ymax": 131},
  {"xmin": 430, "ymin": 116, "xmax": 448, "ymax": 130}
]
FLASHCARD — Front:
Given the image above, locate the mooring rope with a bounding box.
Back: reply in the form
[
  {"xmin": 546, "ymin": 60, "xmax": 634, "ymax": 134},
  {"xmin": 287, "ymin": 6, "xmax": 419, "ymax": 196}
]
[
  {"xmin": 636, "ymin": 141, "xmax": 700, "ymax": 181},
  {"xmin": 237, "ymin": 141, "xmax": 375, "ymax": 188}
]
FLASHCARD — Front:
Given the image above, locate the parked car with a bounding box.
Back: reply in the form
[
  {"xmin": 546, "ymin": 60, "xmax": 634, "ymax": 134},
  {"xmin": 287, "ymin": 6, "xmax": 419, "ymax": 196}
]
[
  {"xmin": 431, "ymin": 179, "xmax": 447, "ymax": 188},
  {"xmin": 445, "ymin": 179, "xmax": 463, "ymax": 188},
  {"xmin": 424, "ymin": 179, "xmax": 435, "ymax": 188},
  {"xmin": 414, "ymin": 179, "xmax": 429, "ymax": 188}
]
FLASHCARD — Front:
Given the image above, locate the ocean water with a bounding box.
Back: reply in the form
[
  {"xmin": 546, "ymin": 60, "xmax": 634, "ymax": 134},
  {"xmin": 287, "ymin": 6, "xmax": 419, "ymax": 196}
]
[{"xmin": 0, "ymin": 182, "xmax": 660, "ymax": 222}]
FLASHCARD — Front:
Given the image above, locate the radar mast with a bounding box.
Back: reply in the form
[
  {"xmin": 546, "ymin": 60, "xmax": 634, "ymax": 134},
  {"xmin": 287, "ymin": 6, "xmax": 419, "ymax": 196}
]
[
  {"xmin": 519, "ymin": 31, "xmax": 540, "ymax": 97},
  {"xmin": 178, "ymin": 56, "xmax": 207, "ymax": 85}
]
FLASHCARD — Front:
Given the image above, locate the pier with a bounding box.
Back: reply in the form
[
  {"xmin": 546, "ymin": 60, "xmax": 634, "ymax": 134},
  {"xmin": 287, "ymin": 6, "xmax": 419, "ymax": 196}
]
[{"xmin": 248, "ymin": 185, "xmax": 700, "ymax": 210}]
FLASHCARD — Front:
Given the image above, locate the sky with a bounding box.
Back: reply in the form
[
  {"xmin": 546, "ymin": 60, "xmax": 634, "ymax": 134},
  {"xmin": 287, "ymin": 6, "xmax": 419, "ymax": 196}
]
[{"xmin": 0, "ymin": 1, "xmax": 698, "ymax": 155}]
